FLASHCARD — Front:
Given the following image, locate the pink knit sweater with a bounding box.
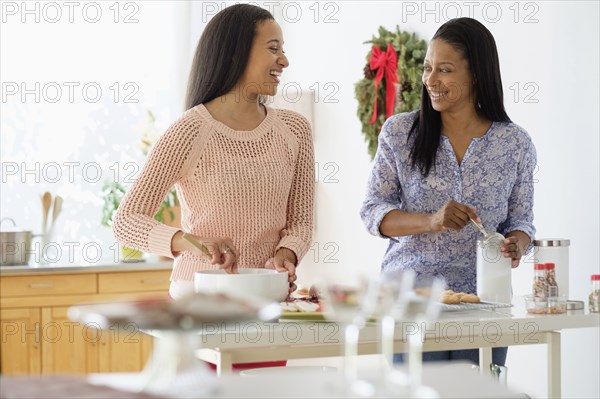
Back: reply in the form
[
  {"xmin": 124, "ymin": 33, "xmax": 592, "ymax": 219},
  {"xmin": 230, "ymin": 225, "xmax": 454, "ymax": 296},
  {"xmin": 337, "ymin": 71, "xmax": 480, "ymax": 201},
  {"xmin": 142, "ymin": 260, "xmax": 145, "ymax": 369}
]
[{"xmin": 113, "ymin": 104, "xmax": 314, "ymax": 281}]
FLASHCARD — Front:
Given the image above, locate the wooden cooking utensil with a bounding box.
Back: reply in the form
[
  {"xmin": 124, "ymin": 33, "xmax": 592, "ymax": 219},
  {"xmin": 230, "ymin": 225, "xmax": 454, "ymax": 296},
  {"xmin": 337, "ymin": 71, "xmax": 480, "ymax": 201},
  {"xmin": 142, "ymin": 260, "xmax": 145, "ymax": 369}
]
[
  {"xmin": 182, "ymin": 233, "xmax": 211, "ymax": 257},
  {"xmin": 41, "ymin": 192, "xmax": 52, "ymax": 234},
  {"xmin": 182, "ymin": 233, "xmax": 237, "ymax": 273},
  {"xmin": 51, "ymin": 195, "xmax": 63, "ymax": 230}
]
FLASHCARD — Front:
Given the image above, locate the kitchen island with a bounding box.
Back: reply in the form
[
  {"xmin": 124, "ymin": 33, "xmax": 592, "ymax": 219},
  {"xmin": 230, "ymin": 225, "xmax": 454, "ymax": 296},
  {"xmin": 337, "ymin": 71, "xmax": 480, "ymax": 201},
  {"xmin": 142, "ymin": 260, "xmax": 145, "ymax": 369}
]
[{"xmin": 179, "ymin": 298, "xmax": 599, "ymax": 399}]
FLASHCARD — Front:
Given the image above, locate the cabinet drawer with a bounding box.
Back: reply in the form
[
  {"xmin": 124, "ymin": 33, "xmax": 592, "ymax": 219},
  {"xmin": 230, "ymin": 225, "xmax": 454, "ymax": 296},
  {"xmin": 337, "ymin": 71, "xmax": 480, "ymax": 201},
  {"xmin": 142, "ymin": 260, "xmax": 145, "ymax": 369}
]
[
  {"xmin": 0, "ymin": 274, "xmax": 97, "ymax": 297},
  {"xmin": 98, "ymin": 270, "xmax": 171, "ymax": 293}
]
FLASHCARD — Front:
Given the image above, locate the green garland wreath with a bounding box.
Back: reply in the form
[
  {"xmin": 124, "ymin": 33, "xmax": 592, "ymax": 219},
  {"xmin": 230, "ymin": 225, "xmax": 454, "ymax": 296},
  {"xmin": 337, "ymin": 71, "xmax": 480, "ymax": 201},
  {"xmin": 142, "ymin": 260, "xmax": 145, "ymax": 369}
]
[{"xmin": 355, "ymin": 26, "xmax": 428, "ymax": 159}]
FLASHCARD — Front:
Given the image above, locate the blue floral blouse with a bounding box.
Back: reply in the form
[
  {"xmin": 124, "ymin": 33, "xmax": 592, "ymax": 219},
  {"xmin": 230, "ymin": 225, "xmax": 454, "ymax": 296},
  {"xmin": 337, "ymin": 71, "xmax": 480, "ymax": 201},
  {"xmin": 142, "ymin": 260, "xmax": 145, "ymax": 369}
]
[{"xmin": 360, "ymin": 111, "xmax": 537, "ymax": 293}]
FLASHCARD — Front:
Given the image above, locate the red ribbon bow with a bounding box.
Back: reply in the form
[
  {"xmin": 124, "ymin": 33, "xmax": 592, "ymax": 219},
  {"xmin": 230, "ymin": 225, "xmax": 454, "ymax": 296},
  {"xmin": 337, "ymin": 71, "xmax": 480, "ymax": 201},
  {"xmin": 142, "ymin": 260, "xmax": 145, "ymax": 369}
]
[{"xmin": 369, "ymin": 43, "xmax": 399, "ymax": 124}]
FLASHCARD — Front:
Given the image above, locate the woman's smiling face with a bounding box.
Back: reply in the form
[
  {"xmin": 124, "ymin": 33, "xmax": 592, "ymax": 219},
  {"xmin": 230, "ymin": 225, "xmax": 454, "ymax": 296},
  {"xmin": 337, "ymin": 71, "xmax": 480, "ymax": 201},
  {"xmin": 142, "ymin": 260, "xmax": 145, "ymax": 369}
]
[
  {"xmin": 237, "ymin": 19, "xmax": 289, "ymax": 99},
  {"xmin": 422, "ymin": 39, "xmax": 476, "ymax": 113}
]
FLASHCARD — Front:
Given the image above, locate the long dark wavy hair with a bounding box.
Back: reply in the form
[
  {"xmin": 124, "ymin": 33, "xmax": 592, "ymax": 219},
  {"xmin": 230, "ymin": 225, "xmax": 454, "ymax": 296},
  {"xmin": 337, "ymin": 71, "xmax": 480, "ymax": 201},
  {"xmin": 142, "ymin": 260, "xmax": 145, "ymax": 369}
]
[
  {"xmin": 409, "ymin": 18, "xmax": 511, "ymax": 177},
  {"xmin": 185, "ymin": 4, "xmax": 274, "ymax": 110}
]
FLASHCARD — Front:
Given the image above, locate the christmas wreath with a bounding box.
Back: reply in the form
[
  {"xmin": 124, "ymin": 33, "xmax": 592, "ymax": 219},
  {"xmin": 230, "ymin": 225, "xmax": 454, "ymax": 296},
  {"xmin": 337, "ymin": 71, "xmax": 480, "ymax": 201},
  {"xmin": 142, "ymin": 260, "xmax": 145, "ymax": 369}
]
[{"xmin": 355, "ymin": 26, "xmax": 428, "ymax": 159}]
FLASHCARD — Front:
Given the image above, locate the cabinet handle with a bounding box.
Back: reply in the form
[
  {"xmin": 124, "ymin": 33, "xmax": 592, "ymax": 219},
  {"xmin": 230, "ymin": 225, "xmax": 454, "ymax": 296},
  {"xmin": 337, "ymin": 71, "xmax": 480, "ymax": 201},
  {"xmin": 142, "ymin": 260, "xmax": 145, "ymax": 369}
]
[
  {"xmin": 29, "ymin": 283, "xmax": 54, "ymax": 289},
  {"xmin": 141, "ymin": 279, "xmax": 165, "ymax": 285}
]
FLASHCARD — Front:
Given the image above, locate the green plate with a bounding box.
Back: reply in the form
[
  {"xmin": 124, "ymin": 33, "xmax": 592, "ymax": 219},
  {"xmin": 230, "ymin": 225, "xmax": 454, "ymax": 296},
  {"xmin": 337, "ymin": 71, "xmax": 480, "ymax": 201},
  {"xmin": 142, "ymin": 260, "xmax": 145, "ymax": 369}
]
[
  {"xmin": 279, "ymin": 312, "xmax": 378, "ymax": 323},
  {"xmin": 279, "ymin": 311, "xmax": 327, "ymax": 321}
]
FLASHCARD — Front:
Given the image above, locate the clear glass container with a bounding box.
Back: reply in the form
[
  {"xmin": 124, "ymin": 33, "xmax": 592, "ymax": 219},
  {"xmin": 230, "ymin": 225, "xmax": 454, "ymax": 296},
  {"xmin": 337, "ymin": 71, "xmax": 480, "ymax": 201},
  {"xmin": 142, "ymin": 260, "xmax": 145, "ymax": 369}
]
[
  {"xmin": 532, "ymin": 263, "xmax": 546, "ymax": 298},
  {"xmin": 477, "ymin": 236, "xmax": 512, "ymax": 304},
  {"xmin": 524, "ymin": 294, "xmax": 566, "ymax": 314},
  {"xmin": 589, "ymin": 275, "xmax": 600, "ymax": 313},
  {"xmin": 533, "ymin": 239, "xmax": 570, "ymax": 299},
  {"xmin": 545, "ymin": 263, "xmax": 558, "ymax": 296}
]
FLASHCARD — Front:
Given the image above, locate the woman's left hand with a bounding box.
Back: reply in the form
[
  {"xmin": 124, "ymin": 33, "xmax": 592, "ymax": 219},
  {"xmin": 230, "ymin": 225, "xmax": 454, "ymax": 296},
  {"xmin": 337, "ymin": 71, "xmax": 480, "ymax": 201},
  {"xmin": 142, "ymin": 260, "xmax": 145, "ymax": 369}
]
[
  {"xmin": 501, "ymin": 236, "xmax": 522, "ymax": 268},
  {"xmin": 265, "ymin": 256, "xmax": 297, "ymax": 294}
]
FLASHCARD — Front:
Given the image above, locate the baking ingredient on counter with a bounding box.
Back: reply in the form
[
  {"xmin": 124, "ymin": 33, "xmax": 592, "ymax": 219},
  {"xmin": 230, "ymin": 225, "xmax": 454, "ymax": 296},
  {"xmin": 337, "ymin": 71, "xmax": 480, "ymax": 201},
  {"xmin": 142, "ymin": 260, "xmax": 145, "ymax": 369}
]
[
  {"xmin": 438, "ymin": 290, "xmax": 481, "ymax": 305},
  {"xmin": 280, "ymin": 286, "xmax": 321, "ymax": 312},
  {"xmin": 280, "ymin": 298, "xmax": 321, "ymax": 313},
  {"xmin": 532, "ymin": 263, "xmax": 559, "ymax": 298},
  {"xmin": 416, "ymin": 288, "xmax": 480, "ymax": 304},
  {"xmin": 532, "ymin": 263, "xmax": 546, "ymax": 297},
  {"xmin": 545, "ymin": 263, "xmax": 558, "ymax": 290},
  {"xmin": 524, "ymin": 294, "xmax": 567, "ymax": 314},
  {"xmin": 589, "ymin": 274, "xmax": 600, "ymax": 313}
]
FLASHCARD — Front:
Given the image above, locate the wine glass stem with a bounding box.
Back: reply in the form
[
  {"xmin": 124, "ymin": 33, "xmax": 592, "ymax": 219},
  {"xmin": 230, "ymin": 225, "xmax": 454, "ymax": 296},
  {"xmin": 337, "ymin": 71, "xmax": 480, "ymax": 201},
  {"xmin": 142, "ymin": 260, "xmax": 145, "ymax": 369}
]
[
  {"xmin": 343, "ymin": 323, "xmax": 360, "ymax": 383},
  {"xmin": 408, "ymin": 320, "xmax": 424, "ymax": 389},
  {"xmin": 380, "ymin": 315, "xmax": 395, "ymax": 370}
]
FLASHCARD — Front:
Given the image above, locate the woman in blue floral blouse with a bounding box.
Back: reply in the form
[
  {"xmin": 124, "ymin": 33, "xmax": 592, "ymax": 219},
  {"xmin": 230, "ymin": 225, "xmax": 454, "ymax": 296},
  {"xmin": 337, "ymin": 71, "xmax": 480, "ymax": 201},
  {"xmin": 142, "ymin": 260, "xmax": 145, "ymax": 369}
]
[{"xmin": 360, "ymin": 18, "xmax": 536, "ymax": 366}]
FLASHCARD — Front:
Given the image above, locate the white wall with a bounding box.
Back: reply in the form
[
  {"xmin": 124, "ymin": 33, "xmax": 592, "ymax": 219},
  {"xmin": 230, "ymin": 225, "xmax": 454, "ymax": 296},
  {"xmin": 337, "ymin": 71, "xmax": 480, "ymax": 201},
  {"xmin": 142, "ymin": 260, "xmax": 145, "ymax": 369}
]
[
  {"xmin": 0, "ymin": 1, "xmax": 188, "ymax": 263},
  {"xmin": 1, "ymin": 1, "xmax": 598, "ymax": 397},
  {"xmin": 266, "ymin": 1, "xmax": 599, "ymax": 397}
]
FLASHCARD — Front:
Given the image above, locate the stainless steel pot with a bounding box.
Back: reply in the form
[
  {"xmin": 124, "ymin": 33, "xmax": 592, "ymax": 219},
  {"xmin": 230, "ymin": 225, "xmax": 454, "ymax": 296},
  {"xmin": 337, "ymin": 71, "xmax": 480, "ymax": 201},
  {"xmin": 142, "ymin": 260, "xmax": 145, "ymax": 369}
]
[{"xmin": 0, "ymin": 218, "xmax": 33, "ymax": 266}]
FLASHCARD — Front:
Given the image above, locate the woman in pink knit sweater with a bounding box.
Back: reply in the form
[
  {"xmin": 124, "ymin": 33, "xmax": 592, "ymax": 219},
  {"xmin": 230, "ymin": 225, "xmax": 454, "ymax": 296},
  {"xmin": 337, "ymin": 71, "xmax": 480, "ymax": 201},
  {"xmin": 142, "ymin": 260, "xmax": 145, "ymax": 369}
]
[{"xmin": 113, "ymin": 4, "xmax": 314, "ymax": 300}]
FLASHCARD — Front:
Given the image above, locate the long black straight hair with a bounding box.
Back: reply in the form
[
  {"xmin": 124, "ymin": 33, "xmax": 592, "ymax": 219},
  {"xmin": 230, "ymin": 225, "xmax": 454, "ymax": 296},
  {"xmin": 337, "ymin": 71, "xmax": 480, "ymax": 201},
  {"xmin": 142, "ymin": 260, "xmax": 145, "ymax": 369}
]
[
  {"xmin": 409, "ymin": 18, "xmax": 511, "ymax": 177},
  {"xmin": 185, "ymin": 4, "xmax": 274, "ymax": 110}
]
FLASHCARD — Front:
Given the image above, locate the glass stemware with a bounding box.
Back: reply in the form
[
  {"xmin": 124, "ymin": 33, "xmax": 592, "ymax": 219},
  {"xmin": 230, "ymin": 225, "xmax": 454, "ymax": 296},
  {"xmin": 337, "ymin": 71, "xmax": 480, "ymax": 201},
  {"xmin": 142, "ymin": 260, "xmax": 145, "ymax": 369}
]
[
  {"xmin": 319, "ymin": 276, "xmax": 374, "ymax": 396},
  {"xmin": 137, "ymin": 330, "xmax": 217, "ymax": 398},
  {"xmin": 69, "ymin": 292, "xmax": 280, "ymax": 398},
  {"xmin": 387, "ymin": 275, "xmax": 446, "ymax": 398},
  {"xmin": 379, "ymin": 269, "xmax": 416, "ymax": 370}
]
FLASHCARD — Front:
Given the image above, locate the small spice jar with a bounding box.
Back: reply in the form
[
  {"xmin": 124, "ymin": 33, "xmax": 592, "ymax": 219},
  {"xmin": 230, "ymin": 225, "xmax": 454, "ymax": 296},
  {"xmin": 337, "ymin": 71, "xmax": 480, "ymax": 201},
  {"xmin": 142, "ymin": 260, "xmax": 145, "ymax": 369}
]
[
  {"xmin": 545, "ymin": 263, "xmax": 558, "ymax": 295},
  {"xmin": 589, "ymin": 274, "xmax": 600, "ymax": 313},
  {"xmin": 533, "ymin": 263, "xmax": 547, "ymax": 298}
]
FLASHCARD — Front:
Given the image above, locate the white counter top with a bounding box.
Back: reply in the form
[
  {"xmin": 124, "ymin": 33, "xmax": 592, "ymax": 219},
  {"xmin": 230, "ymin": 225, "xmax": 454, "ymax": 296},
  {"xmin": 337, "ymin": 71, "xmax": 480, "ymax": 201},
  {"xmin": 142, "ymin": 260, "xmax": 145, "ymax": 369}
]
[
  {"xmin": 0, "ymin": 257, "xmax": 173, "ymax": 275},
  {"xmin": 144, "ymin": 297, "xmax": 599, "ymax": 351}
]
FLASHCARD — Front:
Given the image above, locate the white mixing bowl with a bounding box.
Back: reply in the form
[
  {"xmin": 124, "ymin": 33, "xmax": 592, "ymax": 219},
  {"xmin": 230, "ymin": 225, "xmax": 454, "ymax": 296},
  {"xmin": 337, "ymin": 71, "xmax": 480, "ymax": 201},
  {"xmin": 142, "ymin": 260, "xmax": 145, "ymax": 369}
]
[{"xmin": 194, "ymin": 268, "xmax": 289, "ymax": 302}]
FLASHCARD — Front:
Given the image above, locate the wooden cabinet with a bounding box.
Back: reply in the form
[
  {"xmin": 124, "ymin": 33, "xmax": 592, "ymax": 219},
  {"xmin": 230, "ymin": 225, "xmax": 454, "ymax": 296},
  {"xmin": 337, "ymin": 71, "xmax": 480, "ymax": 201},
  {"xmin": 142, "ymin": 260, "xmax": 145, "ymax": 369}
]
[
  {"xmin": 0, "ymin": 307, "xmax": 41, "ymax": 374},
  {"xmin": 1, "ymin": 274, "xmax": 96, "ymax": 297},
  {"xmin": 98, "ymin": 270, "xmax": 171, "ymax": 293},
  {"xmin": 97, "ymin": 323, "xmax": 153, "ymax": 373},
  {"xmin": 0, "ymin": 265, "xmax": 171, "ymax": 375},
  {"xmin": 40, "ymin": 306, "xmax": 99, "ymax": 374}
]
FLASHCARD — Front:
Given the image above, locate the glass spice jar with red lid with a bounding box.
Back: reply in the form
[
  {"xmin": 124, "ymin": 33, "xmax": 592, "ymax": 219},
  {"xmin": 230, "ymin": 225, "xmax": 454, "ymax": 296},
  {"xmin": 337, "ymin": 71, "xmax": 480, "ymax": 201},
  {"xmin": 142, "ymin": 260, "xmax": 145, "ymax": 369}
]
[{"xmin": 589, "ymin": 274, "xmax": 600, "ymax": 313}]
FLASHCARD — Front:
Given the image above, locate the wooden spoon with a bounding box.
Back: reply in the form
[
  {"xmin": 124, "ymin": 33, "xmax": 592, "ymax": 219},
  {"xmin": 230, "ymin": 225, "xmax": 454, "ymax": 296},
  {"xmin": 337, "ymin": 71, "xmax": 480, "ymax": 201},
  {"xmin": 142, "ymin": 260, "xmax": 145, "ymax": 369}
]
[
  {"xmin": 182, "ymin": 233, "xmax": 238, "ymax": 274},
  {"xmin": 51, "ymin": 195, "xmax": 63, "ymax": 230},
  {"xmin": 182, "ymin": 233, "xmax": 211, "ymax": 257},
  {"xmin": 41, "ymin": 192, "xmax": 52, "ymax": 234}
]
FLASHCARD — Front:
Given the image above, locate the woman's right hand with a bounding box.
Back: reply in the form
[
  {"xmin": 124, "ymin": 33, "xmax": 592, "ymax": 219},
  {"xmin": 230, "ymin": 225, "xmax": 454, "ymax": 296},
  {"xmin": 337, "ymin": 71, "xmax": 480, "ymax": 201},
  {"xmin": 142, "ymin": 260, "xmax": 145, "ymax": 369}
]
[
  {"xmin": 429, "ymin": 200, "xmax": 479, "ymax": 233},
  {"xmin": 172, "ymin": 232, "xmax": 239, "ymax": 273}
]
